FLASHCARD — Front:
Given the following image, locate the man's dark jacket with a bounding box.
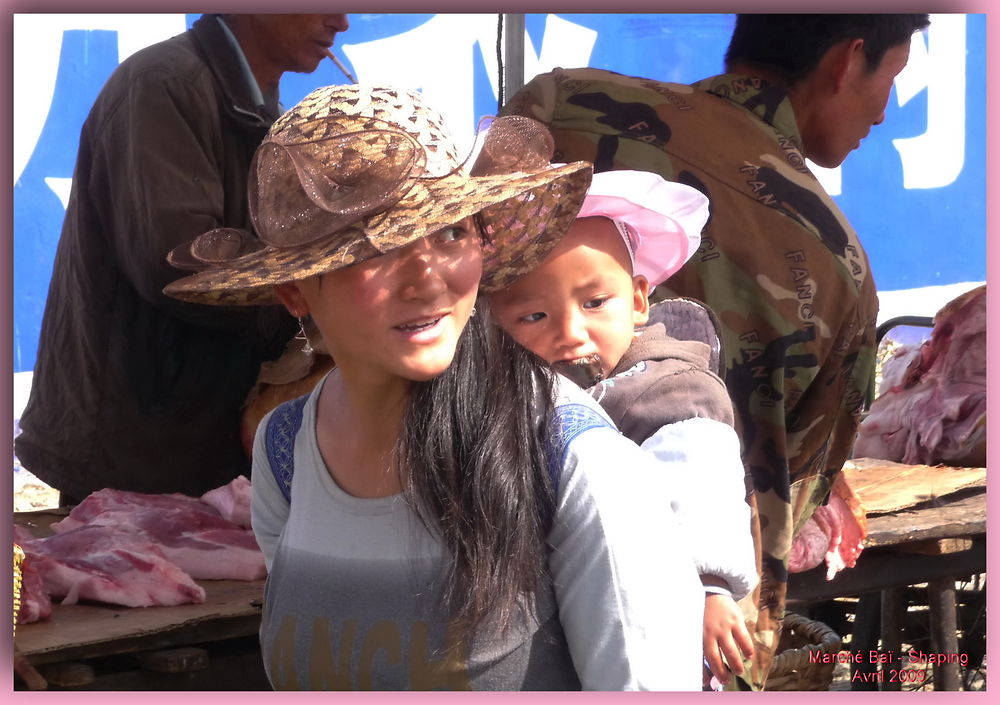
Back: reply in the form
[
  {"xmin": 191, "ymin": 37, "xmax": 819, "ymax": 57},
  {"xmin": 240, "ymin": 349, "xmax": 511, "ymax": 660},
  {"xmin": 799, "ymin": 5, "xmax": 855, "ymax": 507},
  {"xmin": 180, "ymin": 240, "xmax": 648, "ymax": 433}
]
[{"xmin": 16, "ymin": 15, "xmax": 294, "ymax": 500}]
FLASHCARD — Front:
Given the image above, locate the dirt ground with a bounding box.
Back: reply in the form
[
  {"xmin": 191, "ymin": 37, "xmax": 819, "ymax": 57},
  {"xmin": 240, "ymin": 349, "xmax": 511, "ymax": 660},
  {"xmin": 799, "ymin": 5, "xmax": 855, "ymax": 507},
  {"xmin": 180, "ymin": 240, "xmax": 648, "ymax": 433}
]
[
  {"xmin": 822, "ymin": 595, "xmax": 987, "ymax": 693},
  {"xmin": 13, "ymin": 466, "xmax": 60, "ymax": 512},
  {"xmin": 828, "ymin": 652, "xmax": 986, "ymax": 692}
]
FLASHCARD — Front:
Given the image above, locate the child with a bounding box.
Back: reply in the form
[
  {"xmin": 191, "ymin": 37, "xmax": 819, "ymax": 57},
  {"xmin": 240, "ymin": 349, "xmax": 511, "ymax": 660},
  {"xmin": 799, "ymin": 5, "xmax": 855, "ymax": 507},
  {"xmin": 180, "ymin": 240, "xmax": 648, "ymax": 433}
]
[
  {"xmin": 488, "ymin": 169, "xmax": 758, "ymax": 687},
  {"xmin": 164, "ymin": 87, "xmax": 706, "ymax": 690}
]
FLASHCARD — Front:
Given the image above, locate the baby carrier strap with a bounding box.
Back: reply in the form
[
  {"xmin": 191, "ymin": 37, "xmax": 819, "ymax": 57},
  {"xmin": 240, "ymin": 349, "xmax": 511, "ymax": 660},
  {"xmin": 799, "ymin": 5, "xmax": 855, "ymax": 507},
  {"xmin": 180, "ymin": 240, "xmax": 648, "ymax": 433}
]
[
  {"xmin": 647, "ymin": 296, "xmax": 727, "ymax": 378},
  {"xmin": 546, "ymin": 402, "xmax": 614, "ymax": 493}
]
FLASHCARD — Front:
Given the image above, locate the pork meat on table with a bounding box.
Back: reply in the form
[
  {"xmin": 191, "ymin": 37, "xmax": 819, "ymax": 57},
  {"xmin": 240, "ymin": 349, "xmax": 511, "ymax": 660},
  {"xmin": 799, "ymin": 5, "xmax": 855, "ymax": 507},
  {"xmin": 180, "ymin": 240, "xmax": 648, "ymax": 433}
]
[
  {"xmin": 856, "ymin": 285, "xmax": 986, "ymax": 467},
  {"xmin": 14, "ymin": 524, "xmax": 206, "ymax": 608},
  {"xmin": 51, "ymin": 487, "xmax": 266, "ymax": 581}
]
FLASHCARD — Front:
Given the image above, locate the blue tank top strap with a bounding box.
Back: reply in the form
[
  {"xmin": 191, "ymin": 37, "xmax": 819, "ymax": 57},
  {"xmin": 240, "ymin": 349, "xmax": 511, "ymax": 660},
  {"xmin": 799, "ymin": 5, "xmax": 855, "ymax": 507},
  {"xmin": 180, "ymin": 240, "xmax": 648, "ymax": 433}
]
[
  {"xmin": 264, "ymin": 394, "xmax": 309, "ymax": 503},
  {"xmin": 265, "ymin": 396, "xmax": 612, "ymax": 502},
  {"xmin": 546, "ymin": 402, "xmax": 614, "ymax": 492}
]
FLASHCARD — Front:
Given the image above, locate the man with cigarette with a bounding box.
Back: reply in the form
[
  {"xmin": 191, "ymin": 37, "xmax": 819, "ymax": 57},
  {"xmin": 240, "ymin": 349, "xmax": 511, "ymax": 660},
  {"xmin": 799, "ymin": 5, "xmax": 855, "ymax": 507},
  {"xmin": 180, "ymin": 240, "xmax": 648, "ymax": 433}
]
[{"xmin": 16, "ymin": 14, "xmax": 349, "ymax": 502}]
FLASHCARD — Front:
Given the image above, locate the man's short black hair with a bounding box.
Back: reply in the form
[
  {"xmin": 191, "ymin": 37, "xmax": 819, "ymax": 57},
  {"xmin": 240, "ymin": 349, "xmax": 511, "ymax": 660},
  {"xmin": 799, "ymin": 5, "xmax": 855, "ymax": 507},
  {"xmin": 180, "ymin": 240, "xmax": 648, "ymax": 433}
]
[{"xmin": 724, "ymin": 14, "xmax": 931, "ymax": 86}]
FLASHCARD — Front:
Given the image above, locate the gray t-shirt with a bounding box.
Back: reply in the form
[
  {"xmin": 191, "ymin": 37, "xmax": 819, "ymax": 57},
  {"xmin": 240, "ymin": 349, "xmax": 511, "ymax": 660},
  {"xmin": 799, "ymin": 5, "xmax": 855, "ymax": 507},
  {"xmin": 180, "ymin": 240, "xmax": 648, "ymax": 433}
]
[{"xmin": 252, "ymin": 376, "xmax": 704, "ymax": 690}]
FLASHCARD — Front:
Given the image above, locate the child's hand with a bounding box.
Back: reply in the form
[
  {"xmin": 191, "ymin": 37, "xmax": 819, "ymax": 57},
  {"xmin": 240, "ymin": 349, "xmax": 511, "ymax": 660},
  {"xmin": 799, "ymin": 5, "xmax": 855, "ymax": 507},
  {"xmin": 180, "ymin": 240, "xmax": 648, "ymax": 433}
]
[{"xmin": 703, "ymin": 593, "xmax": 755, "ymax": 685}]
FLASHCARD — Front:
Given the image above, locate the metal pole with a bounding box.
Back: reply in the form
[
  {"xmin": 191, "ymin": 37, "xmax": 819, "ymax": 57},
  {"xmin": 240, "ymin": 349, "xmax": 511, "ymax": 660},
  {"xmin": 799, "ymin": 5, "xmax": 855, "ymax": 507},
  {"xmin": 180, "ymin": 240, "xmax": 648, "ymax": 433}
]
[{"xmin": 502, "ymin": 14, "xmax": 525, "ymax": 104}]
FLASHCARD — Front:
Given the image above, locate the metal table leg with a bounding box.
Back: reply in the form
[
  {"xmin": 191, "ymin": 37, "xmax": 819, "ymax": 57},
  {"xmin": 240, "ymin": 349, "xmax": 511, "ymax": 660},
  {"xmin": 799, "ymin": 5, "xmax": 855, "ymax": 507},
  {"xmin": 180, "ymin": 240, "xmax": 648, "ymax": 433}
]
[
  {"xmin": 880, "ymin": 588, "xmax": 904, "ymax": 690},
  {"xmin": 927, "ymin": 578, "xmax": 960, "ymax": 691},
  {"xmin": 850, "ymin": 592, "xmax": 881, "ymax": 690}
]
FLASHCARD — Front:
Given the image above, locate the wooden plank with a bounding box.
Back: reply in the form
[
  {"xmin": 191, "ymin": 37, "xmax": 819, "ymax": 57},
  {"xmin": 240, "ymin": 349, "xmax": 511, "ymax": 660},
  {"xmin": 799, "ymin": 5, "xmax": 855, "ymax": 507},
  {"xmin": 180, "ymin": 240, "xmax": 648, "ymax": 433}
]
[
  {"xmin": 897, "ymin": 538, "xmax": 974, "ymax": 555},
  {"xmin": 788, "ymin": 536, "xmax": 985, "ymax": 603},
  {"xmin": 843, "ymin": 459, "xmax": 986, "ymax": 514},
  {"xmin": 15, "ymin": 578, "xmax": 264, "ymax": 662},
  {"xmin": 863, "ymin": 492, "xmax": 986, "ymax": 548},
  {"xmin": 25, "ymin": 613, "xmax": 264, "ymax": 667},
  {"xmin": 15, "ymin": 507, "xmax": 70, "ymax": 536}
]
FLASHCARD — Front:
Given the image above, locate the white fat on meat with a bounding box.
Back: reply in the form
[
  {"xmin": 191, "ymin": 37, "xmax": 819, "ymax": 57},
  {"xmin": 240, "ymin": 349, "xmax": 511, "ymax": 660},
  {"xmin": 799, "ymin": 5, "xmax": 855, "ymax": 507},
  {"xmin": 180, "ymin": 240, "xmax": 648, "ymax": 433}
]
[{"xmin": 200, "ymin": 475, "xmax": 252, "ymax": 528}]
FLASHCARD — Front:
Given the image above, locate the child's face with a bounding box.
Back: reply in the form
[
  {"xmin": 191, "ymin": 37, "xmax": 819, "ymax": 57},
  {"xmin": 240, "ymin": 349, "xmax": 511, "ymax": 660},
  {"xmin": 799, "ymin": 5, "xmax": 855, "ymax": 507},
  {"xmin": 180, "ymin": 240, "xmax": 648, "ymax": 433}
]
[
  {"xmin": 488, "ymin": 217, "xmax": 649, "ymax": 378},
  {"xmin": 275, "ymin": 217, "xmax": 482, "ymax": 388}
]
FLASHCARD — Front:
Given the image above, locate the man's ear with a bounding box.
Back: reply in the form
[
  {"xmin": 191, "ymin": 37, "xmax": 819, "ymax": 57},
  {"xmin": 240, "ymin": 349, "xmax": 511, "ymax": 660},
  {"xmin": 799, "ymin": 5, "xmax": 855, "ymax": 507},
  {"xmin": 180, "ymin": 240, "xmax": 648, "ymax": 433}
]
[
  {"xmin": 826, "ymin": 37, "xmax": 865, "ymax": 93},
  {"xmin": 632, "ymin": 275, "xmax": 650, "ymax": 326},
  {"xmin": 274, "ymin": 281, "xmax": 308, "ymax": 318}
]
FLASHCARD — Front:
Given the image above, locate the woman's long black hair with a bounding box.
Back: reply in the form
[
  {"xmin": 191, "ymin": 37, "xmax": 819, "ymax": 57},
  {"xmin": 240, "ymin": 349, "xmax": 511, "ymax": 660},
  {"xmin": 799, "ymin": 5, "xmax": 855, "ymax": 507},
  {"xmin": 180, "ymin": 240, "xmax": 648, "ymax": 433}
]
[{"xmin": 396, "ymin": 304, "xmax": 557, "ymax": 643}]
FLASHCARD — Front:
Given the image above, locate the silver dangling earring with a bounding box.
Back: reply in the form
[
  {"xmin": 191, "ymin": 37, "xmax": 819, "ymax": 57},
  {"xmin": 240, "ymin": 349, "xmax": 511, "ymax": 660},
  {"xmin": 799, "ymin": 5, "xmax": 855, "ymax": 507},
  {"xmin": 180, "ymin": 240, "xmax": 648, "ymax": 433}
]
[
  {"xmin": 296, "ymin": 316, "xmax": 314, "ymax": 355},
  {"xmin": 470, "ymin": 306, "xmax": 477, "ymax": 318}
]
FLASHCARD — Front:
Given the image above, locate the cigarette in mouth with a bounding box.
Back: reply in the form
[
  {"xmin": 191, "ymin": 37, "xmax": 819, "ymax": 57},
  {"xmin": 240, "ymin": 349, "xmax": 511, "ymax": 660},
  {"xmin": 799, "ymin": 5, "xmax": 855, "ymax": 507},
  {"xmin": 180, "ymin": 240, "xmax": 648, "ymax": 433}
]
[{"xmin": 325, "ymin": 49, "xmax": 357, "ymax": 84}]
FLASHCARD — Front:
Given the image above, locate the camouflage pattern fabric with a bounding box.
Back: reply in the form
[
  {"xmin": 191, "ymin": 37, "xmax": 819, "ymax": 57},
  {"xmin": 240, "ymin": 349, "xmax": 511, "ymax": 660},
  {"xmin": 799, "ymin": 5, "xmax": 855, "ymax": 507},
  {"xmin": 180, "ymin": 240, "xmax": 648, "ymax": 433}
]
[{"xmin": 503, "ymin": 68, "xmax": 878, "ymax": 689}]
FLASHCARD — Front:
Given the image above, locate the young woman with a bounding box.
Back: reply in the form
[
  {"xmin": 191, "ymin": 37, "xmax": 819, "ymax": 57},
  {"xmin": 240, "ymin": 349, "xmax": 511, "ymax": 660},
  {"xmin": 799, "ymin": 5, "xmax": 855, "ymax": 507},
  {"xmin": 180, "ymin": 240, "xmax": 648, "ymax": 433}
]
[{"xmin": 165, "ymin": 85, "xmax": 704, "ymax": 691}]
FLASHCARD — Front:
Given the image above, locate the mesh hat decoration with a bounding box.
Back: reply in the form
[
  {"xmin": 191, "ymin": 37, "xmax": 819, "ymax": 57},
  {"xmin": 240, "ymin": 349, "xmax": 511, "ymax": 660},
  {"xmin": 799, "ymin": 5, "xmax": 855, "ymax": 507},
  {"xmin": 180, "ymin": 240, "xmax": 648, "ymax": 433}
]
[
  {"xmin": 164, "ymin": 85, "xmax": 593, "ymax": 306},
  {"xmin": 577, "ymin": 170, "xmax": 710, "ymax": 287}
]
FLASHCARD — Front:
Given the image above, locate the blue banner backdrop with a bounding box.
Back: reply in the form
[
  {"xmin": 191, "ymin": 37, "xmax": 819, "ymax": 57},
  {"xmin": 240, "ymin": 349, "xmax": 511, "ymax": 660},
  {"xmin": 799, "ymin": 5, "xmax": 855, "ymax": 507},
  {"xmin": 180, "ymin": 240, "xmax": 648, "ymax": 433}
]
[{"xmin": 13, "ymin": 13, "xmax": 985, "ymax": 373}]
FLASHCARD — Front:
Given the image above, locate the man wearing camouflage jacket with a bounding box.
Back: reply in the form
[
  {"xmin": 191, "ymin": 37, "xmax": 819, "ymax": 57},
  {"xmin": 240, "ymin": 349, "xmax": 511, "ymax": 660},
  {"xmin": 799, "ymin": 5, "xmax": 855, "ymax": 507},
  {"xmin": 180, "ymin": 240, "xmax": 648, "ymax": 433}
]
[{"xmin": 503, "ymin": 14, "xmax": 930, "ymax": 688}]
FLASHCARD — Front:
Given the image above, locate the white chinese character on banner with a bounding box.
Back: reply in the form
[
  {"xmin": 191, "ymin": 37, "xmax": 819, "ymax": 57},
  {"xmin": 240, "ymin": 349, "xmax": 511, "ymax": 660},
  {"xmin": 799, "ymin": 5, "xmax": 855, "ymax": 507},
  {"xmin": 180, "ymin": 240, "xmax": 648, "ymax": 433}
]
[
  {"xmin": 892, "ymin": 13, "xmax": 966, "ymax": 190},
  {"xmin": 14, "ymin": 14, "xmax": 186, "ymax": 185},
  {"xmin": 342, "ymin": 14, "xmax": 595, "ymax": 155}
]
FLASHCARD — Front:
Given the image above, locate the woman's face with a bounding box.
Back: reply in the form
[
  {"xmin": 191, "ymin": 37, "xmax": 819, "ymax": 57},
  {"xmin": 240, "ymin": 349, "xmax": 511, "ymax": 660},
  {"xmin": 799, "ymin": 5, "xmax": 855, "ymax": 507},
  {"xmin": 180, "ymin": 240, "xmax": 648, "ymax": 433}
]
[{"xmin": 277, "ymin": 217, "xmax": 482, "ymax": 387}]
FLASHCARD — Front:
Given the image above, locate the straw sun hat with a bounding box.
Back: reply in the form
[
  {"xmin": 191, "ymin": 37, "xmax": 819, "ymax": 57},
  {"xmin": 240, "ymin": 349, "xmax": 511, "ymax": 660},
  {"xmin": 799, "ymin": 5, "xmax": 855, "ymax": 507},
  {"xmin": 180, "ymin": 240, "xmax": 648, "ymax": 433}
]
[{"xmin": 164, "ymin": 85, "xmax": 593, "ymax": 306}]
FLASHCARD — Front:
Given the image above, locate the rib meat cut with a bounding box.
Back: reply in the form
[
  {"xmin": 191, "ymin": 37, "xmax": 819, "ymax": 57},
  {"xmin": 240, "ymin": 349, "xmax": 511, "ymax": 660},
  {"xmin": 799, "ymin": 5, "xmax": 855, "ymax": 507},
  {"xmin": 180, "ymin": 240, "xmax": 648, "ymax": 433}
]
[{"xmin": 14, "ymin": 524, "xmax": 205, "ymax": 608}]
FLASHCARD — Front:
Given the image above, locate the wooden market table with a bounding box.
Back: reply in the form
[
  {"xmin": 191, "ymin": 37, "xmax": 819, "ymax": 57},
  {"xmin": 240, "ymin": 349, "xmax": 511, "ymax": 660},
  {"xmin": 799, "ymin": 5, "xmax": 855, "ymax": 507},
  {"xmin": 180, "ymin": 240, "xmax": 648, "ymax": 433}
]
[
  {"xmin": 14, "ymin": 509, "xmax": 268, "ymax": 690},
  {"xmin": 787, "ymin": 459, "xmax": 987, "ymax": 691}
]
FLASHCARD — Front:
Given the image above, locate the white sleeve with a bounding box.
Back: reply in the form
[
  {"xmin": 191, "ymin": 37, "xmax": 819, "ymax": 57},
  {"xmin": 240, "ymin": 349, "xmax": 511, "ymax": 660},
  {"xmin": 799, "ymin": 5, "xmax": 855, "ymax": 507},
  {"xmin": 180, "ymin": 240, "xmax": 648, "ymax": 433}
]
[
  {"xmin": 250, "ymin": 411, "xmax": 290, "ymax": 572},
  {"xmin": 547, "ymin": 392, "xmax": 705, "ymax": 691},
  {"xmin": 640, "ymin": 417, "xmax": 758, "ymax": 601}
]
